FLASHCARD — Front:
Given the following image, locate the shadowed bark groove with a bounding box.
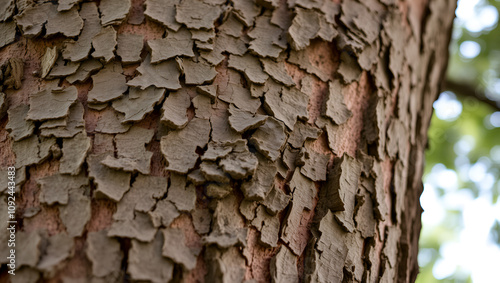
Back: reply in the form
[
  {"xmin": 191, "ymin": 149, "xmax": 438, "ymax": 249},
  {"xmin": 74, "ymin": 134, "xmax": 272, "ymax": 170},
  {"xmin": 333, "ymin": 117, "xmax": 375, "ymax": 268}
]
[{"xmin": 0, "ymin": 0, "xmax": 455, "ymax": 282}]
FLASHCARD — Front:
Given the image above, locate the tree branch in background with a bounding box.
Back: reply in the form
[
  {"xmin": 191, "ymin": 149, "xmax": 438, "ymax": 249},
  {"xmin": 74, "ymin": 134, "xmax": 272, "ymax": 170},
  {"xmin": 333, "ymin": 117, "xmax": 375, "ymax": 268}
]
[{"xmin": 444, "ymin": 79, "xmax": 500, "ymax": 112}]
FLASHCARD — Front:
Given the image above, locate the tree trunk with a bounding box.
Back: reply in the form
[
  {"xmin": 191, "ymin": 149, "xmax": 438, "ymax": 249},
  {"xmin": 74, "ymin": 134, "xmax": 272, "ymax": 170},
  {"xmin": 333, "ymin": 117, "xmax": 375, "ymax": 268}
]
[{"xmin": 0, "ymin": 0, "xmax": 456, "ymax": 282}]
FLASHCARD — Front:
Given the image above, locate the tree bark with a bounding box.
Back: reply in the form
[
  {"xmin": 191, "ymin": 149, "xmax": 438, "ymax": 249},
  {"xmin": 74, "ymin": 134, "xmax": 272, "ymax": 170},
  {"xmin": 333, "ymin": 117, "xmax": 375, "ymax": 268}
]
[{"xmin": 0, "ymin": 0, "xmax": 456, "ymax": 282}]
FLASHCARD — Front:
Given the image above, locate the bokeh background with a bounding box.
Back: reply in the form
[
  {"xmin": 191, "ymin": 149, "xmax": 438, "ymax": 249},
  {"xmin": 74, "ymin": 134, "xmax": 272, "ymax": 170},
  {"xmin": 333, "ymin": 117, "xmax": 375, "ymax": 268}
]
[{"xmin": 416, "ymin": 0, "xmax": 500, "ymax": 282}]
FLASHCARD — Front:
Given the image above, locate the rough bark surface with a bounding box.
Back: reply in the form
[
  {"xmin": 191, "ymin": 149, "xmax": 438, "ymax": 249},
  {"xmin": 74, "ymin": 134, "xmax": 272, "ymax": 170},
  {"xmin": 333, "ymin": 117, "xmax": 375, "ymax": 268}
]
[{"xmin": 0, "ymin": 0, "xmax": 455, "ymax": 282}]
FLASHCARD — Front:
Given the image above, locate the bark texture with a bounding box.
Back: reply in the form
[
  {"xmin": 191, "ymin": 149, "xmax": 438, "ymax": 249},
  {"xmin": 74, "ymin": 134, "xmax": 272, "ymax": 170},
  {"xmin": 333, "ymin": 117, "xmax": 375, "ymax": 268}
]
[{"xmin": 0, "ymin": 0, "xmax": 455, "ymax": 282}]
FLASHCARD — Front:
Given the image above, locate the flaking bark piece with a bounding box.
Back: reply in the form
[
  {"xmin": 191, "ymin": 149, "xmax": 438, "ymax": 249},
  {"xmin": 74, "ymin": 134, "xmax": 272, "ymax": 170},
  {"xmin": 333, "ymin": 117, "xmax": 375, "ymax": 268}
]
[
  {"xmin": 218, "ymin": 13, "xmax": 244, "ymax": 37},
  {"xmin": 162, "ymin": 228, "xmax": 198, "ymax": 270},
  {"xmin": 289, "ymin": 48, "xmax": 332, "ymax": 82},
  {"xmin": 205, "ymin": 246, "xmax": 246, "ymax": 283},
  {"xmin": 0, "ymin": 21, "xmax": 16, "ymax": 48},
  {"xmin": 382, "ymin": 226, "xmax": 401, "ymax": 268},
  {"xmin": 300, "ymin": 145, "xmax": 329, "ymax": 182},
  {"xmin": 66, "ymin": 59, "xmax": 103, "ymax": 83},
  {"xmin": 288, "ymin": 121, "xmax": 321, "ymax": 148},
  {"xmin": 148, "ymin": 28, "xmax": 194, "ymax": 63},
  {"xmin": 344, "ymin": 231, "xmax": 365, "ymax": 282},
  {"xmin": 196, "ymin": 84, "xmax": 217, "ymax": 98},
  {"xmin": 99, "ymin": 0, "xmax": 131, "ymax": 26},
  {"xmin": 317, "ymin": 13, "xmax": 338, "ymax": 41},
  {"xmin": 59, "ymin": 188, "xmax": 91, "ymax": 237},
  {"xmin": 270, "ymin": 245, "xmax": 299, "ymax": 283},
  {"xmin": 262, "ymin": 185, "xmax": 291, "ymax": 215},
  {"xmin": 167, "ymin": 173, "xmax": 196, "ymax": 212},
  {"xmin": 160, "ymin": 117, "xmax": 211, "ymax": 173},
  {"xmin": 188, "ymin": 169, "xmax": 207, "ymax": 185},
  {"xmin": 144, "ymin": 0, "xmax": 181, "ymax": 31},
  {"xmin": 205, "ymin": 195, "xmax": 247, "ymax": 248},
  {"xmin": 228, "ymin": 104, "xmax": 268, "ymax": 133},
  {"xmin": 101, "ymin": 151, "xmax": 153, "ymax": 174},
  {"xmin": 305, "ymin": 210, "xmax": 347, "ymax": 283},
  {"xmin": 281, "ymin": 169, "xmax": 316, "ymax": 255},
  {"xmin": 148, "ymin": 199, "xmax": 180, "ymax": 227},
  {"xmin": 127, "ymin": 54, "xmax": 181, "ymax": 90},
  {"xmin": 261, "ymin": 57, "xmax": 295, "ymax": 87},
  {"xmin": 192, "ymin": 207, "xmax": 212, "ymax": 234},
  {"xmin": 114, "ymin": 174, "xmax": 167, "ymax": 220},
  {"xmin": 320, "ymin": 0, "xmax": 339, "ymax": 23},
  {"xmin": 62, "ymin": 3, "xmax": 101, "ymax": 62},
  {"xmin": 17, "ymin": 231, "xmax": 42, "ymax": 267},
  {"xmin": 195, "ymin": 41, "xmax": 214, "ymax": 51},
  {"xmin": 231, "ymin": 0, "xmax": 260, "ymax": 27},
  {"xmin": 294, "ymin": 0, "xmax": 321, "ymax": 9},
  {"xmin": 6, "ymin": 104, "xmax": 35, "ymax": 141},
  {"xmin": 128, "ymin": 232, "xmax": 174, "ymax": 283},
  {"xmin": 0, "ymin": 0, "xmax": 14, "ymax": 21},
  {"xmin": 203, "ymin": 228, "xmax": 248, "ymax": 249},
  {"xmin": 182, "ymin": 57, "xmax": 217, "ymax": 85},
  {"xmin": 337, "ymin": 51, "xmax": 362, "ymax": 84},
  {"xmin": 175, "ymin": 0, "xmax": 222, "ymax": 29},
  {"xmin": 88, "ymin": 153, "xmax": 131, "ymax": 202},
  {"xmin": 40, "ymin": 102, "xmax": 85, "ymax": 138},
  {"xmin": 228, "ymin": 54, "xmax": 269, "ymax": 85},
  {"xmin": 60, "ymin": 132, "xmax": 91, "ymax": 175},
  {"xmin": 322, "ymin": 153, "xmax": 361, "ymax": 232},
  {"xmin": 239, "ymin": 199, "xmax": 257, "ymax": 221},
  {"xmin": 45, "ymin": 56, "xmax": 80, "ymax": 79},
  {"xmin": 241, "ymin": 153, "xmax": 277, "ymax": 200},
  {"xmin": 2, "ymin": 58, "xmax": 23, "ymax": 90},
  {"xmin": 218, "ymin": 69, "xmax": 261, "ymax": 114},
  {"xmin": 202, "ymin": 141, "xmax": 233, "ymax": 161},
  {"xmin": 371, "ymin": 162, "xmax": 388, "ymax": 221},
  {"xmin": 37, "ymin": 233, "xmax": 74, "ymax": 277},
  {"xmin": 200, "ymin": 33, "xmax": 247, "ymax": 65},
  {"xmin": 38, "ymin": 173, "xmax": 89, "ymax": 205},
  {"xmin": 45, "ymin": 6, "xmax": 83, "ymax": 37},
  {"xmin": 112, "ymin": 87, "xmax": 165, "ymax": 123},
  {"xmin": 251, "ymin": 205, "xmax": 280, "ymax": 247},
  {"xmin": 38, "ymin": 118, "xmax": 66, "ymax": 129},
  {"xmin": 88, "ymin": 62, "xmax": 127, "ymax": 103},
  {"xmin": 248, "ymin": 14, "xmax": 284, "ymax": 58},
  {"xmin": 103, "ymin": 126, "xmax": 155, "ymax": 174},
  {"xmin": 161, "ymin": 88, "xmax": 191, "ymax": 129},
  {"xmin": 27, "ymin": 86, "xmax": 77, "ymax": 121},
  {"xmin": 249, "ymin": 117, "xmax": 287, "ymax": 161},
  {"xmin": 117, "ymin": 33, "xmax": 144, "ymax": 64},
  {"xmin": 40, "ymin": 47, "xmax": 58, "ymax": 79},
  {"xmin": 354, "ymin": 188, "xmax": 376, "ymax": 238},
  {"xmin": 190, "ymin": 29, "xmax": 215, "ymax": 42},
  {"xmin": 94, "ymin": 108, "xmax": 132, "ymax": 134},
  {"xmin": 200, "ymin": 161, "xmax": 230, "ymax": 183},
  {"xmin": 340, "ymin": 0, "xmax": 380, "ymax": 45},
  {"xmin": 193, "ymin": 94, "xmax": 214, "ymax": 119},
  {"xmin": 325, "ymin": 80, "xmax": 352, "ymax": 125},
  {"xmin": 0, "ymin": 167, "xmax": 26, "ymax": 194},
  {"xmin": 91, "ymin": 26, "xmax": 117, "ymax": 63},
  {"xmin": 264, "ymin": 83, "xmax": 308, "ymax": 130},
  {"xmin": 288, "ymin": 8, "xmax": 320, "ymax": 50},
  {"xmin": 13, "ymin": 136, "xmax": 56, "ymax": 168},
  {"xmin": 108, "ymin": 212, "xmax": 157, "ymax": 241},
  {"xmin": 386, "ymin": 118, "xmax": 408, "ymax": 160},
  {"xmin": 58, "ymin": 0, "xmax": 82, "ymax": 11},
  {"xmin": 14, "ymin": 3, "xmax": 52, "ymax": 37},
  {"xmin": 220, "ymin": 151, "xmax": 258, "ymax": 179},
  {"xmin": 86, "ymin": 230, "xmax": 123, "ymax": 278}
]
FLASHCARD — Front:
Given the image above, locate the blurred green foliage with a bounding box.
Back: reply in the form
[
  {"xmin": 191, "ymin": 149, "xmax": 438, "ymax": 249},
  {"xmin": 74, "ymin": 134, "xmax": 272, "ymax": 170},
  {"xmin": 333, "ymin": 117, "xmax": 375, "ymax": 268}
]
[{"xmin": 417, "ymin": 0, "xmax": 500, "ymax": 282}]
